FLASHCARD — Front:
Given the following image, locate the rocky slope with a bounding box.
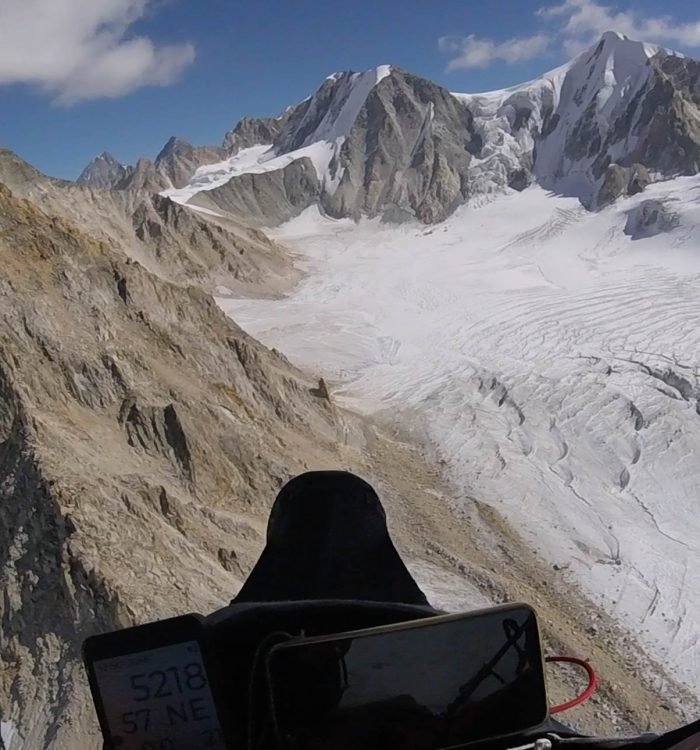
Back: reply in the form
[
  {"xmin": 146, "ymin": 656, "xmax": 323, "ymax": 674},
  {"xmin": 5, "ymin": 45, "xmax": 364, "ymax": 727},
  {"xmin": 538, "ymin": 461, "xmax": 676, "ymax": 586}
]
[
  {"xmin": 1, "ymin": 148, "xmax": 296, "ymax": 297},
  {"xmin": 0, "ymin": 157, "xmax": 329, "ymax": 750},
  {"xmin": 80, "ymin": 32, "xmax": 700, "ymax": 224},
  {"xmin": 0, "ymin": 179, "xmax": 370, "ymax": 748}
]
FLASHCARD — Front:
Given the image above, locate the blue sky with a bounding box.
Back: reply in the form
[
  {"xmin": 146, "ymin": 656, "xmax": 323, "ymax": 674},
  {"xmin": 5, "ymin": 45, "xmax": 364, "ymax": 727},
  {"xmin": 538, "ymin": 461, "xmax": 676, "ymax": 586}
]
[{"xmin": 1, "ymin": 0, "xmax": 699, "ymax": 180}]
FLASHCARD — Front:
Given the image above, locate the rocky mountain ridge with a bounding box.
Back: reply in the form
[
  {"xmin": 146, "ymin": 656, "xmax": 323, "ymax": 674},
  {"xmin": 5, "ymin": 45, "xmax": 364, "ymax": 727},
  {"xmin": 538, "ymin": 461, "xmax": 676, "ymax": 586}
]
[
  {"xmin": 2, "ymin": 147, "xmax": 295, "ymax": 297},
  {"xmin": 0, "ymin": 175, "xmax": 370, "ymax": 748},
  {"xmin": 78, "ymin": 138, "xmax": 227, "ymax": 193},
  {"xmin": 79, "ymin": 32, "xmax": 700, "ymax": 224},
  {"xmin": 76, "ymin": 152, "xmax": 127, "ymax": 189}
]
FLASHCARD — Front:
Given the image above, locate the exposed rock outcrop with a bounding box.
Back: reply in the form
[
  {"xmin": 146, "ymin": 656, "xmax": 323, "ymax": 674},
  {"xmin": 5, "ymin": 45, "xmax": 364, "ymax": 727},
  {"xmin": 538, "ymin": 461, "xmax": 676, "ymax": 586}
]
[
  {"xmin": 223, "ymin": 116, "xmax": 286, "ymax": 154},
  {"xmin": 623, "ymin": 199, "xmax": 680, "ymax": 238},
  {"xmin": 596, "ymin": 163, "xmax": 650, "ymax": 208},
  {"xmin": 189, "ymin": 156, "xmax": 321, "ymax": 224},
  {"xmin": 153, "ymin": 137, "xmax": 226, "ymax": 189},
  {"xmin": 114, "ymin": 157, "xmax": 171, "ymax": 192}
]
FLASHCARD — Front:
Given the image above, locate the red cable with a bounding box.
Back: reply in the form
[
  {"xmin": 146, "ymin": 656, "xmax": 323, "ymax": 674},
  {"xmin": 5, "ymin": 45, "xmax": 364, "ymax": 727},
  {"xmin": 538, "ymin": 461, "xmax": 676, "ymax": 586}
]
[{"xmin": 546, "ymin": 655, "xmax": 597, "ymax": 714}]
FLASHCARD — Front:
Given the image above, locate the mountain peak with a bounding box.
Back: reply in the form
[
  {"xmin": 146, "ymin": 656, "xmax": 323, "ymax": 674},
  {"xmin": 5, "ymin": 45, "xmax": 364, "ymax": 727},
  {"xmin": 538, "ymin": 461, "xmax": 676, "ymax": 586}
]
[
  {"xmin": 582, "ymin": 29, "xmax": 676, "ymax": 65},
  {"xmin": 600, "ymin": 29, "xmax": 627, "ymax": 43},
  {"xmin": 76, "ymin": 151, "xmax": 126, "ymax": 188},
  {"xmin": 273, "ymin": 64, "xmax": 395, "ymax": 158},
  {"xmin": 325, "ymin": 64, "xmax": 393, "ymax": 83},
  {"xmin": 96, "ymin": 151, "xmax": 119, "ymax": 162},
  {"xmin": 155, "ymin": 136, "xmax": 193, "ymax": 162}
]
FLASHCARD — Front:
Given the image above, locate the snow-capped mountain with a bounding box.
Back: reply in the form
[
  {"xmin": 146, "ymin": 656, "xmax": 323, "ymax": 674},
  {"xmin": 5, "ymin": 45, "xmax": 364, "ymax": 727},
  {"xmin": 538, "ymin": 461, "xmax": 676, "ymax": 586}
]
[
  {"xmin": 79, "ymin": 32, "xmax": 700, "ymax": 223},
  {"xmin": 533, "ymin": 32, "xmax": 700, "ymax": 206},
  {"xmin": 452, "ymin": 31, "xmax": 669, "ymax": 206},
  {"xmin": 166, "ymin": 64, "xmax": 483, "ymax": 223}
]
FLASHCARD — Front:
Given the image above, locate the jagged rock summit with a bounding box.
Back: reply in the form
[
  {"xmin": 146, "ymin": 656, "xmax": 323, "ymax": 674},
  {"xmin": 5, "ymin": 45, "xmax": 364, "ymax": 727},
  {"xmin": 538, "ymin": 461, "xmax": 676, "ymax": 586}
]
[
  {"xmin": 76, "ymin": 152, "xmax": 127, "ymax": 189},
  {"xmin": 78, "ymin": 139, "xmax": 226, "ymax": 193}
]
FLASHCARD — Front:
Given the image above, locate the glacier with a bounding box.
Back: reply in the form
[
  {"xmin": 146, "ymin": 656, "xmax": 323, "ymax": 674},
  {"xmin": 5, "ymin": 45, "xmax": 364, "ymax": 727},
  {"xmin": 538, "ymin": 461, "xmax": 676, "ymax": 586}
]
[{"xmin": 217, "ymin": 177, "xmax": 700, "ymax": 694}]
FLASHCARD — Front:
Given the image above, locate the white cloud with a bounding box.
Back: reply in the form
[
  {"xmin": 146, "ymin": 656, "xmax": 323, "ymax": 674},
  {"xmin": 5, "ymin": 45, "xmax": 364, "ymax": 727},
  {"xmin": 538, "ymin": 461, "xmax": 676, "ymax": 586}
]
[
  {"xmin": 538, "ymin": 0, "xmax": 700, "ymax": 48},
  {"xmin": 441, "ymin": 0, "xmax": 700, "ymax": 72},
  {"xmin": 0, "ymin": 0, "xmax": 195, "ymax": 104},
  {"xmin": 439, "ymin": 33, "xmax": 551, "ymax": 71}
]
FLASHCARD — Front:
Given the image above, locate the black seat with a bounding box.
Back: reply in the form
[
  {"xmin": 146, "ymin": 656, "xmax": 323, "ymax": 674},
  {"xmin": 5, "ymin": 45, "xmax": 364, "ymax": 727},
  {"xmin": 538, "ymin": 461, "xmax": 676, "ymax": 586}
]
[{"xmin": 233, "ymin": 471, "xmax": 429, "ymax": 606}]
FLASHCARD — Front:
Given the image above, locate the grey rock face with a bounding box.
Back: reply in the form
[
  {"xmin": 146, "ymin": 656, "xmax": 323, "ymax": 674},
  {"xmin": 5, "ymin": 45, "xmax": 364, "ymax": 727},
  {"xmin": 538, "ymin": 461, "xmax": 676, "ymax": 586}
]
[
  {"xmin": 323, "ymin": 70, "xmax": 481, "ymax": 223},
  {"xmin": 223, "ymin": 116, "xmax": 285, "ymax": 154},
  {"xmin": 76, "ymin": 152, "xmax": 127, "ymax": 189},
  {"xmin": 189, "ymin": 157, "xmax": 321, "ymax": 225},
  {"xmin": 153, "ymin": 136, "xmax": 226, "ymax": 188},
  {"xmin": 596, "ymin": 163, "xmax": 650, "ymax": 208},
  {"xmin": 624, "ymin": 54, "xmax": 700, "ymax": 175},
  {"xmin": 624, "ymin": 199, "xmax": 680, "ymax": 238},
  {"xmin": 271, "ymin": 74, "xmax": 353, "ymax": 154},
  {"xmin": 115, "ymin": 157, "xmax": 171, "ymax": 192}
]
